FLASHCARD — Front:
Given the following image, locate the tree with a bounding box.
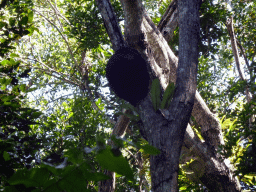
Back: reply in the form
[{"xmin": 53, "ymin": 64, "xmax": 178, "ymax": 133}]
[
  {"xmin": 97, "ymin": 0, "xmax": 253, "ymax": 191},
  {"xmin": 98, "ymin": 0, "xmax": 200, "ymax": 190}
]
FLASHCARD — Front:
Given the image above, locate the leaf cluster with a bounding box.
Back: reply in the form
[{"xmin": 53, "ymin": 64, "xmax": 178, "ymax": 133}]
[{"xmin": 151, "ymin": 78, "xmax": 175, "ymax": 111}]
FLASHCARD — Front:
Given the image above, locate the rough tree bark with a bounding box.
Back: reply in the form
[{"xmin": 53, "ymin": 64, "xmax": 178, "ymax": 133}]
[
  {"xmin": 96, "ymin": 0, "xmax": 241, "ymax": 191},
  {"xmin": 138, "ymin": 0, "xmax": 199, "ymax": 190}
]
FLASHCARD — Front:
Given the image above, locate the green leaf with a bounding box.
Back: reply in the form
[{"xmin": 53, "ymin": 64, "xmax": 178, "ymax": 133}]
[
  {"xmin": 58, "ymin": 168, "xmax": 90, "ymax": 191},
  {"xmin": 0, "ymin": 21, "xmax": 7, "ymax": 29},
  {"xmin": 20, "ymin": 84, "xmax": 26, "ymax": 92},
  {"xmin": 2, "ymin": 186, "xmax": 19, "ymax": 192},
  {"xmin": 31, "ymin": 111, "xmax": 42, "ymax": 118},
  {"xmin": 96, "ymin": 148, "xmax": 134, "ymax": 180},
  {"xmin": 20, "ymin": 16, "xmax": 28, "ymax": 25},
  {"xmin": 29, "ymin": 168, "xmax": 50, "ymax": 186},
  {"xmin": 79, "ymin": 164, "xmax": 110, "ymax": 181},
  {"xmin": 0, "ymin": 78, "xmax": 8, "ymax": 86},
  {"xmin": 8, "ymin": 168, "xmax": 50, "ymax": 187},
  {"xmin": 42, "ymin": 164, "xmax": 62, "ymax": 176},
  {"xmin": 180, "ymin": 186, "xmax": 187, "ymax": 190},
  {"xmin": 3, "ymin": 151, "xmax": 11, "ymax": 161},
  {"xmin": 64, "ymin": 148, "xmax": 84, "ymax": 165},
  {"xmin": 140, "ymin": 144, "xmax": 160, "ymax": 155},
  {"xmin": 9, "ymin": 18, "xmax": 15, "ymax": 26},
  {"xmin": 150, "ymin": 78, "xmax": 161, "ymax": 111},
  {"xmin": 28, "ymin": 11, "xmax": 34, "ymax": 23},
  {"xmin": 10, "ymin": 53, "xmax": 19, "ymax": 58},
  {"xmin": 1, "ymin": 60, "xmax": 10, "ymax": 66},
  {"xmin": 9, "ymin": 58, "xmax": 15, "ymax": 65},
  {"xmin": 1, "ymin": 84, "xmax": 6, "ymax": 90},
  {"xmin": 160, "ymin": 82, "xmax": 175, "ymax": 109}
]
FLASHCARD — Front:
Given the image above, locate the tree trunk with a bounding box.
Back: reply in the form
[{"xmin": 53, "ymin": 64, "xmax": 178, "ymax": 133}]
[
  {"xmin": 138, "ymin": 1, "xmax": 199, "ymax": 190},
  {"xmin": 97, "ymin": 0, "xmax": 241, "ymax": 191}
]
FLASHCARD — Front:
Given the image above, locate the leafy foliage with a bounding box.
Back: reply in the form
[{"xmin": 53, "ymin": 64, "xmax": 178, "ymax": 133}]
[
  {"xmin": 151, "ymin": 78, "xmax": 175, "ymax": 111},
  {"xmin": 160, "ymin": 82, "xmax": 175, "ymax": 109}
]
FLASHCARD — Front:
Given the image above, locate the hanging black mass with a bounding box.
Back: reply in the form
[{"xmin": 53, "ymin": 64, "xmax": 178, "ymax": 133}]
[{"xmin": 106, "ymin": 47, "xmax": 150, "ymax": 106}]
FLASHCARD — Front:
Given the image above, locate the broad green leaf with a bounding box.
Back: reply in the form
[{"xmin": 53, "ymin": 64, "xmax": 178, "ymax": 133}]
[
  {"xmin": 8, "ymin": 168, "xmax": 49, "ymax": 187},
  {"xmin": 20, "ymin": 84, "xmax": 26, "ymax": 92},
  {"xmin": 20, "ymin": 16, "xmax": 28, "ymax": 25},
  {"xmin": 160, "ymin": 82, "xmax": 175, "ymax": 109},
  {"xmin": 9, "ymin": 18, "xmax": 15, "ymax": 26},
  {"xmin": 96, "ymin": 148, "xmax": 134, "ymax": 180},
  {"xmin": 1, "ymin": 60, "xmax": 10, "ymax": 66},
  {"xmin": 10, "ymin": 53, "xmax": 19, "ymax": 57},
  {"xmin": 140, "ymin": 144, "xmax": 160, "ymax": 155},
  {"xmin": 0, "ymin": 21, "xmax": 7, "ymax": 29},
  {"xmin": 28, "ymin": 11, "xmax": 34, "ymax": 23},
  {"xmin": 3, "ymin": 151, "xmax": 11, "ymax": 161}
]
